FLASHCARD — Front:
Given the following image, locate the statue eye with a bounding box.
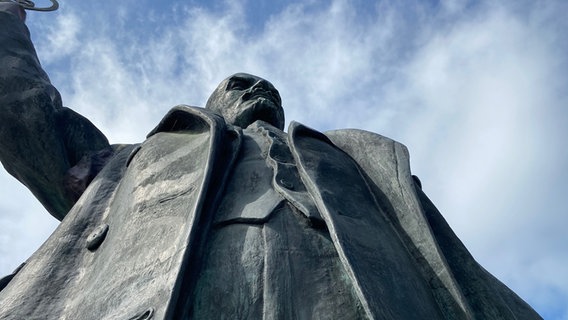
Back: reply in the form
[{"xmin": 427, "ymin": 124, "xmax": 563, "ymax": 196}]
[{"xmin": 226, "ymin": 78, "xmax": 251, "ymax": 91}]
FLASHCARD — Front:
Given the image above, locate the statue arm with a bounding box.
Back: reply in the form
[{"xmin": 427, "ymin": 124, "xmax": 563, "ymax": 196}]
[{"xmin": 0, "ymin": 9, "xmax": 110, "ymax": 220}]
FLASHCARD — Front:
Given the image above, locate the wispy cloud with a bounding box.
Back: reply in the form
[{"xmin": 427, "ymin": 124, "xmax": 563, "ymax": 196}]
[{"xmin": 1, "ymin": 0, "xmax": 566, "ymax": 318}]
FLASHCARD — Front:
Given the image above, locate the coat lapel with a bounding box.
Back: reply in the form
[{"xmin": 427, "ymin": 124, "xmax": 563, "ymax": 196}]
[
  {"xmin": 288, "ymin": 121, "xmax": 444, "ymax": 320},
  {"xmin": 0, "ymin": 106, "xmax": 241, "ymax": 320},
  {"xmin": 77, "ymin": 105, "xmax": 240, "ymax": 319},
  {"xmin": 147, "ymin": 106, "xmax": 242, "ymax": 318},
  {"xmin": 325, "ymin": 128, "xmax": 472, "ymax": 319}
]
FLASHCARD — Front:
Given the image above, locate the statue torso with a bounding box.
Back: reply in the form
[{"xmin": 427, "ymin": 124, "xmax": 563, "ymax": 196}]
[{"xmin": 187, "ymin": 122, "xmax": 365, "ymax": 319}]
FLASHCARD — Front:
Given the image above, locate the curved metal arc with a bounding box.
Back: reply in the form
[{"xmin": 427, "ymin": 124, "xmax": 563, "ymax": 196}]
[{"xmin": 10, "ymin": 0, "xmax": 59, "ymax": 11}]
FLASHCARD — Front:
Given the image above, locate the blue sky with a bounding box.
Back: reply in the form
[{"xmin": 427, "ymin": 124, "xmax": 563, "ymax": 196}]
[{"xmin": 1, "ymin": 0, "xmax": 567, "ymax": 318}]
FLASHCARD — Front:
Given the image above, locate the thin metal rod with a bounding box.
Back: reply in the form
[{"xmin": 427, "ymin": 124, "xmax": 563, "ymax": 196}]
[{"xmin": 1, "ymin": 0, "xmax": 59, "ymax": 12}]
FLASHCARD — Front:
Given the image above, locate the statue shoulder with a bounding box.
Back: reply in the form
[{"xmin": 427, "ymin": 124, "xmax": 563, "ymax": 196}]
[
  {"xmin": 286, "ymin": 123, "xmax": 410, "ymax": 169},
  {"xmin": 324, "ymin": 128, "xmax": 410, "ymax": 165},
  {"xmin": 147, "ymin": 105, "xmax": 228, "ymax": 137}
]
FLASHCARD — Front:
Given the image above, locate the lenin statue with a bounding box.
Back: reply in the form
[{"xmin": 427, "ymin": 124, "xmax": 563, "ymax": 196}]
[{"xmin": 0, "ymin": 4, "xmax": 542, "ymax": 320}]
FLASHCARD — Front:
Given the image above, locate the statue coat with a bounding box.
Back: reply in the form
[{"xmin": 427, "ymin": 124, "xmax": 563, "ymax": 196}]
[{"xmin": 0, "ymin": 11, "xmax": 541, "ymax": 320}]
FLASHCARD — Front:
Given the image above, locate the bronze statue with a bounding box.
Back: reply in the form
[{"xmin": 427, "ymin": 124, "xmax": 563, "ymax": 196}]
[{"xmin": 0, "ymin": 4, "xmax": 542, "ymax": 319}]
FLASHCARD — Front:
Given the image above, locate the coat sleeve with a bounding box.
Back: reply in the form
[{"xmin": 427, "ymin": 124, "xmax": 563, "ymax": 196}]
[{"xmin": 0, "ymin": 12, "xmax": 110, "ymax": 220}]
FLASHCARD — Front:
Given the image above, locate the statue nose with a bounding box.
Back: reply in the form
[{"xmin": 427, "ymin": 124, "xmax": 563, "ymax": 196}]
[
  {"xmin": 251, "ymin": 80, "xmax": 268, "ymax": 91},
  {"xmin": 246, "ymin": 79, "xmax": 281, "ymax": 106}
]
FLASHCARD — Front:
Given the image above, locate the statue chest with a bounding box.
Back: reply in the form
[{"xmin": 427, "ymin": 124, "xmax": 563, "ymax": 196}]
[
  {"xmin": 213, "ymin": 125, "xmax": 322, "ymax": 226},
  {"xmin": 214, "ymin": 131, "xmax": 284, "ymax": 224}
]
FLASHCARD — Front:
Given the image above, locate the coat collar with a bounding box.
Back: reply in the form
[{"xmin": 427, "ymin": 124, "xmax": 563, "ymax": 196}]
[
  {"xmin": 146, "ymin": 108, "xmax": 457, "ymax": 318},
  {"xmin": 147, "ymin": 105, "xmax": 226, "ymax": 137}
]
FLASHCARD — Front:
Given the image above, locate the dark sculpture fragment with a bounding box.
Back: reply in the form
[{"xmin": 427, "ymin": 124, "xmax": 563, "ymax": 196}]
[{"xmin": 0, "ymin": 8, "xmax": 542, "ymax": 320}]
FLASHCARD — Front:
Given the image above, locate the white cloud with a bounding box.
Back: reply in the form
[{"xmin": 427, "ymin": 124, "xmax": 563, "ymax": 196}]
[
  {"xmin": 0, "ymin": 174, "xmax": 58, "ymax": 274},
  {"xmin": 36, "ymin": 11, "xmax": 82, "ymax": 63},
  {"xmin": 378, "ymin": 2, "xmax": 568, "ymax": 316},
  {"xmin": 1, "ymin": 0, "xmax": 567, "ymax": 318}
]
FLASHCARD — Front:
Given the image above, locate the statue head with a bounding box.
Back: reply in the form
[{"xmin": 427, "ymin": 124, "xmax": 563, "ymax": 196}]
[{"xmin": 206, "ymin": 73, "xmax": 285, "ymax": 130}]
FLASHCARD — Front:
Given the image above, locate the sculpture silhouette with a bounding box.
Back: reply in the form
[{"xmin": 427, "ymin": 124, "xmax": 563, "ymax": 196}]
[{"xmin": 0, "ymin": 6, "xmax": 542, "ymax": 319}]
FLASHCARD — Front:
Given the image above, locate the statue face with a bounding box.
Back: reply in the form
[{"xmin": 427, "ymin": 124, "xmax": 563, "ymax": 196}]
[{"xmin": 206, "ymin": 73, "xmax": 284, "ymax": 130}]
